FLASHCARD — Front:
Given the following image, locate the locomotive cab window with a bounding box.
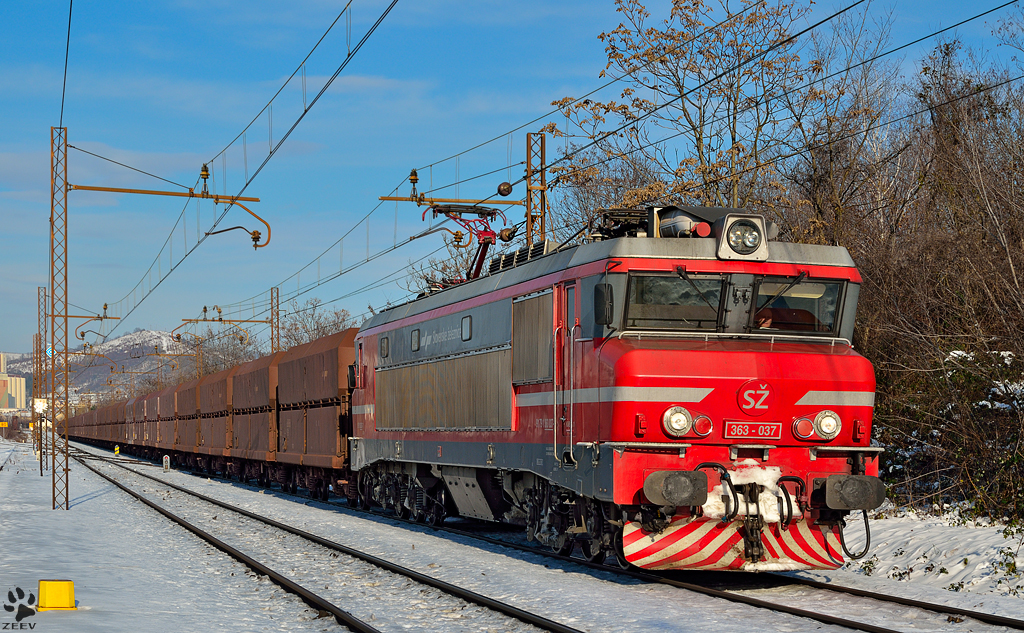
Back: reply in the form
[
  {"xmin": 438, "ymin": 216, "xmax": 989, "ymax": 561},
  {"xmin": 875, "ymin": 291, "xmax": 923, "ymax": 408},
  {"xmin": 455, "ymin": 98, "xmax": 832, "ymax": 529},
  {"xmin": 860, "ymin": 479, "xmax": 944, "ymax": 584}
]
[
  {"xmin": 380, "ymin": 336, "xmax": 389, "ymax": 358},
  {"xmin": 750, "ymin": 276, "xmax": 844, "ymax": 334},
  {"xmin": 625, "ymin": 273, "xmax": 725, "ymax": 331}
]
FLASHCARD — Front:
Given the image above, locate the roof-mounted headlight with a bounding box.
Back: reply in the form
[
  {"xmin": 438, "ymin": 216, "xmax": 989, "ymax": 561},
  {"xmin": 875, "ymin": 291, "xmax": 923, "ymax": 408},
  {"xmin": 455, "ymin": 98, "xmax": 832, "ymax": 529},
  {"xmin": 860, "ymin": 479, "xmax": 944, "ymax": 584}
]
[
  {"xmin": 714, "ymin": 213, "xmax": 770, "ymax": 261},
  {"xmin": 727, "ymin": 220, "xmax": 761, "ymax": 254}
]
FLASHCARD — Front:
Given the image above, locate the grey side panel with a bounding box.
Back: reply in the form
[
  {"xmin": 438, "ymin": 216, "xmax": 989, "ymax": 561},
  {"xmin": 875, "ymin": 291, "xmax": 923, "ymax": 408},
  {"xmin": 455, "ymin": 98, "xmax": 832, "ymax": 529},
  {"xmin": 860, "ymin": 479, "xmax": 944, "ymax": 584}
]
[
  {"xmin": 376, "ymin": 349, "xmax": 513, "ymax": 430},
  {"xmin": 380, "ymin": 299, "xmax": 512, "ymax": 367},
  {"xmin": 441, "ymin": 466, "xmax": 497, "ymax": 520},
  {"xmin": 512, "ymin": 292, "xmax": 553, "ymax": 383},
  {"xmin": 349, "ymin": 437, "xmax": 616, "ymax": 502},
  {"xmin": 840, "ymin": 283, "xmax": 860, "ymax": 342}
]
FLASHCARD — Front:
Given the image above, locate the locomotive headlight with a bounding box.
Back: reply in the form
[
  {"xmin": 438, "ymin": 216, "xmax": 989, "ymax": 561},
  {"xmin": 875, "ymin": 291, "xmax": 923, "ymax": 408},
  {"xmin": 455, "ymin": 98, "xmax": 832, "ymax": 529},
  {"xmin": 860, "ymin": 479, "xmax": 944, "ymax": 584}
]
[
  {"xmin": 726, "ymin": 220, "xmax": 762, "ymax": 255},
  {"xmin": 813, "ymin": 410, "xmax": 841, "ymax": 440},
  {"xmin": 662, "ymin": 406, "xmax": 692, "ymax": 437}
]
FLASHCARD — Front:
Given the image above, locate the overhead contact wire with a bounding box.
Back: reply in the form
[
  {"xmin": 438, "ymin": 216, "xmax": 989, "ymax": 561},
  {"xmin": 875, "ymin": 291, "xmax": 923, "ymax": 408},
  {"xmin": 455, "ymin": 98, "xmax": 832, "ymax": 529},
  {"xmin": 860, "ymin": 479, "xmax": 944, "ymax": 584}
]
[
  {"xmin": 209, "ymin": 3, "xmax": 763, "ymax": 317},
  {"xmin": 102, "ymin": 0, "xmax": 401, "ymax": 339},
  {"xmin": 414, "ymin": 0, "xmax": 768, "ymax": 177},
  {"xmin": 206, "ymin": 0, "xmax": 355, "ymax": 164},
  {"xmin": 546, "ymin": 0, "xmax": 1022, "ymax": 198}
]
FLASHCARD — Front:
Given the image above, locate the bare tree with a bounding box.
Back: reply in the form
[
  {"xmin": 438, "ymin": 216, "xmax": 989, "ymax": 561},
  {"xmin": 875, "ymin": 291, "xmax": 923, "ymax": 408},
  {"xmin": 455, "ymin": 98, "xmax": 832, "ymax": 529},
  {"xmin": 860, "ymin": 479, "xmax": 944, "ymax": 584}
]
[
  {"xmin": 549, "ymin": 0, "xmax": 821, "ymax": 211},
  {"xmin": 401, "ymin": 235, "xmax": 478, "ymax": 293},
  {"xmin": 281, "ymin": 298, "xmax": 355, "ymax": 349}
]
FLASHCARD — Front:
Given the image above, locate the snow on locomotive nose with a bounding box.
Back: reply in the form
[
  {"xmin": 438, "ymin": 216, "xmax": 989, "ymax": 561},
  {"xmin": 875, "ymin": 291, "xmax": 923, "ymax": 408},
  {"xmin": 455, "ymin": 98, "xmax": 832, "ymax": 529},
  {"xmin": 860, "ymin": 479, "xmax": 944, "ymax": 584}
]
[{"xmin": 597, "ymin": 207, "xmax": 885, "ymax": 571}]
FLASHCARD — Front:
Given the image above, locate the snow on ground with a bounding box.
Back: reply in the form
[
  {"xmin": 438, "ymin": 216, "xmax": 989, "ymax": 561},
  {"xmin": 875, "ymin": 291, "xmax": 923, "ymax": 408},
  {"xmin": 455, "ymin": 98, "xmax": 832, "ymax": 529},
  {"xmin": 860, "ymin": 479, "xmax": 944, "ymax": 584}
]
[
  {"xmin": 0, "ymin": 440, "xmax": 338, "ymax": 633},
  {"xmin": 5, "ymin": 438, "xmax": 1024, "ymax": 632},
  {"xmin": 790, "ymin": 503, "xmax": 1024, "ymax": 618},
  {"xmin": 85, "ymin": 458, "xmax": 543, "ymax": 633}
]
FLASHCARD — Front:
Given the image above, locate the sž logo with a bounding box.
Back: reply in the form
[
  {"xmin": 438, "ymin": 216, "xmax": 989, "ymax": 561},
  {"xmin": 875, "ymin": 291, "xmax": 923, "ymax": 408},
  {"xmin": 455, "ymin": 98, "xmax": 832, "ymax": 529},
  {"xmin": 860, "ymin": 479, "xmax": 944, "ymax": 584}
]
[
  {"xmin": 3, "ymin": 587, "xmax": 36, "ymax": 625},
  {"xmin": 737, "ymin": 379, "xmax": 774, "ymax": 417}
]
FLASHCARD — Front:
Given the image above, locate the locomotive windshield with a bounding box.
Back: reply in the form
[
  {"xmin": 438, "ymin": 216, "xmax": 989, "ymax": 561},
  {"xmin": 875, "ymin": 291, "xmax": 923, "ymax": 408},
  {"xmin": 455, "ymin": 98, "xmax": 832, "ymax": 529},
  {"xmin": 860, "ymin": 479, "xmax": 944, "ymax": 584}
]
[
  {"xmin": 750, "ymin": 276, "xmax": 844, "ymax": 334},
  {"xmin": 625, "ymin": 274, "xmax": 724, "ymax": 331}
]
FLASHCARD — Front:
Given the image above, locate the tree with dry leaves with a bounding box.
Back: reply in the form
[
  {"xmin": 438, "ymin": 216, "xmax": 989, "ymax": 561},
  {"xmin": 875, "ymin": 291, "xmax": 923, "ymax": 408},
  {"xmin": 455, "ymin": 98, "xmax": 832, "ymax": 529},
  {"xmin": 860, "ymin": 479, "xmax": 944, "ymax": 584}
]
[
  {"xmin": 281, "ymin": 298, "xmax": 355, "ymax": 349},
  {"xmin": 548, "ymin": 0, "xmax": 820, "ymax": 212}
]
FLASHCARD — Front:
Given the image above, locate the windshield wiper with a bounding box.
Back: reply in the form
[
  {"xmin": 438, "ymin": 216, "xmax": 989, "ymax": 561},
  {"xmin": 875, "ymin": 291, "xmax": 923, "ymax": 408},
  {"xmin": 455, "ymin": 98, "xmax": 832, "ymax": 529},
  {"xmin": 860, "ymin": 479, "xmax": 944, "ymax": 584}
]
[
  {"xmin": 760, "ymin": 271, "xmax": 808, "ymax": 311},
  {"xmin": 675, "ymin": 266, "xmax": 719, "ymax": 314}
]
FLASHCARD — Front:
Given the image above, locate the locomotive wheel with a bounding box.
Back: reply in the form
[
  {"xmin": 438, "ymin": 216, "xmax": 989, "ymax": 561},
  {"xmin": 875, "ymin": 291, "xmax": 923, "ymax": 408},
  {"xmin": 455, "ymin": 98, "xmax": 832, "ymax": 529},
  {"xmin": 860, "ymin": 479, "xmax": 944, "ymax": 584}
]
[
  {"xmin": 359, "ymin": 475, "xmax": 373, "ymax": 510},
  {"xmin": 411, "ymin": 485, "xmax": 427, "ymax": 522},
  {"xmin": 613, "ymin": 528, "xmax": 630, "ymax": 570},
  {"xmin": 395, "ymin": 479, "xmax": 412, "ymax": 519},
  {"xmin": 551, "ymin": 533, "xmax": 574, "ymax": 556},
  {"xmin": 395, "ymin": 488, "xmax": 411, "ymax": 520},
  {"xmin": 581, "ymin": 537, "xmax": 606, "ymax": 564},
  {"xmin": 427, "ymin": 489, "xmax": 447, "ymax": 526}
]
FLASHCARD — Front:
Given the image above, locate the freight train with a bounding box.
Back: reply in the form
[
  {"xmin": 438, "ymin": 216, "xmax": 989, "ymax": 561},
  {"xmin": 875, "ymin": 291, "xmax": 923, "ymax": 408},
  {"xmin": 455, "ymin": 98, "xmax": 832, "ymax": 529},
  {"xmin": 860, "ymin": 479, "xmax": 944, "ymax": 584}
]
[{"xmin": 69, "ymin": 205, "xmax": 885, "ymax": 572}]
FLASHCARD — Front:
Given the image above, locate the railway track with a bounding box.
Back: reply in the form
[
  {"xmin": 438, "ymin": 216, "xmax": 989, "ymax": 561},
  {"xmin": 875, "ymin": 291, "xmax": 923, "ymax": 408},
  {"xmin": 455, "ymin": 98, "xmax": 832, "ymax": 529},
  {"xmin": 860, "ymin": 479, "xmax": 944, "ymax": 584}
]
[
  {"xmin": 70, "ymin": 447, "xmax": 585, "ymax": 633},
  {"xmin": 71, "ymin": 443, "xmax": 1024, "ymax": 633},
  {"xmin": 438, "ymin": 522, "xmax": 1024, "ymax": 632}
]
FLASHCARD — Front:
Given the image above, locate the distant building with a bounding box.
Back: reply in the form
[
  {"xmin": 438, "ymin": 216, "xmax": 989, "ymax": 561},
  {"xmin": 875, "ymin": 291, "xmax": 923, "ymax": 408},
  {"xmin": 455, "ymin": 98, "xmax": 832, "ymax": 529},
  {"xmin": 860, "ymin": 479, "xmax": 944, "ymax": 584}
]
[{"xmin": 0, "ymin": 353, "xmax": 26, "ymax": 410}]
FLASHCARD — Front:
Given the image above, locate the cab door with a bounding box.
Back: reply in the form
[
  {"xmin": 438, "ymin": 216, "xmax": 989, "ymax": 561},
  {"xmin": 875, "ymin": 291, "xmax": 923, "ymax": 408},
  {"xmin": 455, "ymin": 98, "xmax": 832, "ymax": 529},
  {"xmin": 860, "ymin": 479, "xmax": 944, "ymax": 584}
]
[{"xmin": 555, "ymin": 281, "xmax": 579, "ymax": 465}]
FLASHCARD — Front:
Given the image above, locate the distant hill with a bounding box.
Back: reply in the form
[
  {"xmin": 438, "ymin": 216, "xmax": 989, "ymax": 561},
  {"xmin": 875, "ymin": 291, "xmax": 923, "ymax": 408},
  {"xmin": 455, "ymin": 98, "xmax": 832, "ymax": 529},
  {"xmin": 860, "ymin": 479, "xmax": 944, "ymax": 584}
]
[{"xmin": 6, "ymin": 330, "xmax": 187, "ymax": 401}]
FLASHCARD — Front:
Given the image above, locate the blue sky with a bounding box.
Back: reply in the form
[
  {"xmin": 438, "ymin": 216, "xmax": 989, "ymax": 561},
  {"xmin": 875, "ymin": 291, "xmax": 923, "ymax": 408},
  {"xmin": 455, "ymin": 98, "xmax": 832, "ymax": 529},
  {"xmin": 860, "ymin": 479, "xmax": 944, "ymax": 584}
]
[{"xmin": 0, "ymin": 0, "xmax": 1017, "ymax": 353}]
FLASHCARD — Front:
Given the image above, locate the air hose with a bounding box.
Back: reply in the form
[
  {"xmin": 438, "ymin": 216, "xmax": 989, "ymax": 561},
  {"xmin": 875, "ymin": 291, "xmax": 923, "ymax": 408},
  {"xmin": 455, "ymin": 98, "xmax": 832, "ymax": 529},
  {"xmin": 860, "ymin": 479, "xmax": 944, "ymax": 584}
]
[{"xmin": 838, "ymin": 509, "xmax": 871, "ymax": 560}]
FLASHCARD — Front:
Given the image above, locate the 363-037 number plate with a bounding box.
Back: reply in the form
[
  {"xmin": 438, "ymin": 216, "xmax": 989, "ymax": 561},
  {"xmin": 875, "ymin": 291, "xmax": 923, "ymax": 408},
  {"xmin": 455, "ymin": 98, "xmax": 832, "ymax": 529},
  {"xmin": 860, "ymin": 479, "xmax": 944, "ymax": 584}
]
[{"xmin": 724, "ymin": 421, "xmax": 782, "ymax": 440}]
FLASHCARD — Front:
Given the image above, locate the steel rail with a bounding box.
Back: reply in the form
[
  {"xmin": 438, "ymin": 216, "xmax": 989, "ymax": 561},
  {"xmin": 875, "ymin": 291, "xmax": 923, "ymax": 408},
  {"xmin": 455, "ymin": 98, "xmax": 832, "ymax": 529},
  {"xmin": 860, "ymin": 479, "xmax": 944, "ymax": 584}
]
[
  {"xmin": 435, "ymin": 522, "xmax": 1024, "ymax": 632},
  {"xmin": 73, "ymin": 444, "xmax": 1024, "ymax": 632},
  {"xmin": 72, "ymin": 448, "xmax": 586, "ymax": 633},
  {"xmin": 72, "ymin": 455, "xmax": 383, "ymax": 633},
  {"xmin": 0, "ymin": 449, "xmax": 16, "ymax": 472},
  {"xmin": 73, "ymin": 448, "xmax": 896, "ymax": 633},
  {"xmin": 768, "ymin": 574, "xmax": 1024, "ymax": 630}
]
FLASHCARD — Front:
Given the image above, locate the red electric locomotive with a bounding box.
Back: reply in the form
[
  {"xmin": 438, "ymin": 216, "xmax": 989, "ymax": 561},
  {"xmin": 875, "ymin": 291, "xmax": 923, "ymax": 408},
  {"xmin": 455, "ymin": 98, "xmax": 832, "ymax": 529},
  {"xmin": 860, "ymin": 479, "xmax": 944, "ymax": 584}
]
[{"xmin": 350, "ymin": 205, "xmax": 884, "ymax": 571}]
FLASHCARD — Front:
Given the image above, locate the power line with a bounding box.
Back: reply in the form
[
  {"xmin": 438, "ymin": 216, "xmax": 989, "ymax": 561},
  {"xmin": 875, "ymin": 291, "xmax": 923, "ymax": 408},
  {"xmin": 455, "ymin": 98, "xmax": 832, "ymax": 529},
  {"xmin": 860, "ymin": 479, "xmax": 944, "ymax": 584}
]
[
  {"xmin": 206, "ymin": 0, "xmax": 400, "ymax": 198},
  {"xmin": 59, "ymin": 0, "xmax": 73, "ymax": 128},
  {"xmin": 413, "ymin": 0, "xmax": 769, "ymax": 177},
  {"xmin": 68, "ymin": 145, "xmax": 190, "ymax": 190},
  {"xmin": 181, "ymin": 2, "xmax": 769, "ymax": 321},
  {"xmin": 206, "ymin": 0, "xmax": 355, "ymax": 164},
  {"xmin": 220, "ymin": 210, "xmax": 451, "ymax": 320},
  {"xmin": 532, "ymin": 0, "xmax": 870, "ymax": 190},
  {"xmin": 101, "ymin": 0, "xmax": 401, "ymax": 340},
  {"xmin": 425, "ymin": 0, "xmax": 872, "ymax": 225},
  {"xmin": 681, "ymin": 72, "xmax": 1024, "ymax": 199},
  {"xmin": 421, "ymin": 162, "xmax": 525, "ymax": 196},
  {"xmin": 545, "ymin": 0, "xmax": 1022, "ymax": 201},
  {"xmin": 210, "ymin": 178, "xmax": 407, "ymax": 317},
  {"xmin": 416, "ymin": 0, "xmax": 868, "ymax": 210}
]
